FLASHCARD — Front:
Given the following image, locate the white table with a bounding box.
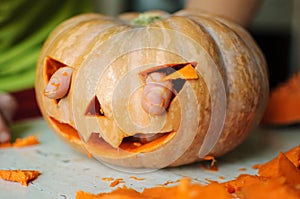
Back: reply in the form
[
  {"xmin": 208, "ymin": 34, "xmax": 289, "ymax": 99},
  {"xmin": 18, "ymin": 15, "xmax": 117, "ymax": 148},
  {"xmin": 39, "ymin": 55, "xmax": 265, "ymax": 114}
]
[{"xmin": 0, "ymin": 118, "xmax": 299, "ymax": 198}]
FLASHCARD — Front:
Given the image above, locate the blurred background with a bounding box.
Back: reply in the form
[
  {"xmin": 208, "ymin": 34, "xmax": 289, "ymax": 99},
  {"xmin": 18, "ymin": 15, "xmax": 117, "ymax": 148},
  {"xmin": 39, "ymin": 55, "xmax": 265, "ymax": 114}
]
[{"xmin": 0, "ymin": 0, "xmax": 299, "ymax": 121}]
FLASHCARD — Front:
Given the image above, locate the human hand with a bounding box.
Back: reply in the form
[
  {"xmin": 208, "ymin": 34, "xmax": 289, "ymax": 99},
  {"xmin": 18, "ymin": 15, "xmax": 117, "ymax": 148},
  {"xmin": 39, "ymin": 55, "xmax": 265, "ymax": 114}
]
[
  {"xmin": 0, "ymin": 93, "xmax": 17, "ymax": 143},
  {"xmin": 185, "ymin": 0, "xmax": 260, "ymax": 27}
]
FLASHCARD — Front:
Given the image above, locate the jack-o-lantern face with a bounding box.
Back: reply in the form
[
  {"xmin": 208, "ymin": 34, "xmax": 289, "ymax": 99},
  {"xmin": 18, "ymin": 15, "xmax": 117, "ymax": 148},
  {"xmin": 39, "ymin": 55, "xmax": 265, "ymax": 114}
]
[{"xmin": 35, "ymin": 11, "xmax": 268, "ymax": 168}]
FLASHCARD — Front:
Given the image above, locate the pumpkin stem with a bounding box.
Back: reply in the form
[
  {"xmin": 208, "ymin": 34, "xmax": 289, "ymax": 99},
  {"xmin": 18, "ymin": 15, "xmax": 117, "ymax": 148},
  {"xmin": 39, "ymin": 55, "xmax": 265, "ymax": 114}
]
[{"xmin": 131, "ymin": 13, "xmax": 163, "ymax": 26}]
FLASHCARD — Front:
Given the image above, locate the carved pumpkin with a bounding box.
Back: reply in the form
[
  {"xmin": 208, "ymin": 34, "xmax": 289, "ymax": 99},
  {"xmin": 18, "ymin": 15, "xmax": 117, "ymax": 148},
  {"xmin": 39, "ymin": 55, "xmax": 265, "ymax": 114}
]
[{"xmin": 35, "ymin": 11, "xmax": 269, "ymax": 168}]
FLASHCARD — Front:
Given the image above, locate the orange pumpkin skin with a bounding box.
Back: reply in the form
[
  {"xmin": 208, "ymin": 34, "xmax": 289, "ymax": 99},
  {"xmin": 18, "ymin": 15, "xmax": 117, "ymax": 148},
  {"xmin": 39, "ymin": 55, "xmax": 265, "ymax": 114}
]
[{"xmin": 35, "ymin": 11, "xmax": 268, "ymax": 168}]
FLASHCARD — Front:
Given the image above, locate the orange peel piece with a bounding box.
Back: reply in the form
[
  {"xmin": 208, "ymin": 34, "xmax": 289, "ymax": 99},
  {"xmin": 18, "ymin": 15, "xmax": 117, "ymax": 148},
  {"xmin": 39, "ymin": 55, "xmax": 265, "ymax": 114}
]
[{"xmin": 0, "ymin": 169, "xmax": 40, "ymax": 186}]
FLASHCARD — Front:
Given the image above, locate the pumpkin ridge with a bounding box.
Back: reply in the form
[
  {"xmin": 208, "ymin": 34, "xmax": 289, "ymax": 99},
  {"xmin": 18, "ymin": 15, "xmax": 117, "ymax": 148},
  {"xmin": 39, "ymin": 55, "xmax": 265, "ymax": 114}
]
[
  {"xmin": 215, "ymin": 18, "xmax": 269, "ymax": 126},
  {"xmin": 47, "ymin": 19, "xmax": 127, "ymax": 68},
  {"xmin": 80, "ymin": 25, "xmax": 131, "ymax": 60},
  {"xmin": 40, "ymin": 14, "xmax": 104, "ymax": 63},
  {"xmin": 181, "ymin": 15, "xmax": 265, "ymax": 156},
  {"xmin": 213, "ymin": 17, "xmax": 267, "ymax": 114},
  {"xmin": 151, "ymin": 15, "xmax": 226, "ymax": 87},
  {"xmin": 184, "ymin": 15, "xmax": 228, "ymax": 85}
]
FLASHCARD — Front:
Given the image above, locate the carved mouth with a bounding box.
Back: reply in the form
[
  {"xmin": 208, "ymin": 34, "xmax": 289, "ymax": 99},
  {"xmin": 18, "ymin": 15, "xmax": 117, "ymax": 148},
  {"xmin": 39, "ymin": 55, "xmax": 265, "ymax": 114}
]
[
  {"xmin": 87, "ymin": 131, "xmax": 176, "ymax": 154},
  {"xmin": 49, "ymin": 117, "xmax": 80, "ymax": 143},
  {"xmin": 49, "ymin": 117, "xmax": 176, "ymax": 155}
]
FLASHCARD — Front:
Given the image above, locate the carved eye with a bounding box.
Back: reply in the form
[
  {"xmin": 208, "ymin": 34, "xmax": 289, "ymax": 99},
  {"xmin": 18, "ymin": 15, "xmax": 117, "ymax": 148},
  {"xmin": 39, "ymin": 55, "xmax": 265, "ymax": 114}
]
[
  {"xmin": 85, "ymin": 96, "xmax": 105, "ymax": 117},
  {"xmin": 44, "ymin": 56, "xmax": 67, "ymax": 82}
]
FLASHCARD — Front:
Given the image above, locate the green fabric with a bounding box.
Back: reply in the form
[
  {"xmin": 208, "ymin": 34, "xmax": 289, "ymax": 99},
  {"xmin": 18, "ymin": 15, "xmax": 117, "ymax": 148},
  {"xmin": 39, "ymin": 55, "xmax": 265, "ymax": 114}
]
[{"xmin": 0, "ymin": 0, "xmax": 93, "ymax": 92}]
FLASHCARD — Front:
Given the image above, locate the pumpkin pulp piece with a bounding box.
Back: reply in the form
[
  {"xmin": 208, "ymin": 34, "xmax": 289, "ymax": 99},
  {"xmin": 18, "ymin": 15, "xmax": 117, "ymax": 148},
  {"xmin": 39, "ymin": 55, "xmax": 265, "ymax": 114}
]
[
  {"xmin": 258, "ymin": 145, "xmax": 300, "ymax": 176},
  {"xmin": 76, "ymin": 178, "xmax": 231, "ymax": 199},
  {"xmin": 13, "ymin": 135, "xmax": 39, "ymax": 147},
  {"xmin": 259, "ymin": 152, "xmax": 300, "ymax": 185},
  {"xmin": 0, "ymin": 170, "xmax": 40, "ymax": 186},
  {"xmin": 75, "ymin": 146, "xmax": 300, "ymax": 198},
  {"xmin": 240, "ymin": 178, "xmax": 300, "ymax": 199},
  {"xmin": 0, "ymin": 135, "xmax": 39, "ymax": 148},
  {"xmin": 262, "ymin": 72, "xmax": 300, "ymax": 125}
]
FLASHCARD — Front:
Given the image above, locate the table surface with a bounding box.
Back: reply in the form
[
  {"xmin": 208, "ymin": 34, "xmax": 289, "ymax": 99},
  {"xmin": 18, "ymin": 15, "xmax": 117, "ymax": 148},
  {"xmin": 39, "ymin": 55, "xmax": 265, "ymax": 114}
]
[{"xmin": 0, "ymin": 118, "xmax": 299, "ymax": 198}]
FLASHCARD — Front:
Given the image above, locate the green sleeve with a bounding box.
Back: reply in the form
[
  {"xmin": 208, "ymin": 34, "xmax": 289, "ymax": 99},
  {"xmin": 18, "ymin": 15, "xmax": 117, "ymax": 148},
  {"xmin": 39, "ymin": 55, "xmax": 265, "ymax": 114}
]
[{"xmin": 0, "ymin": 0, "xmax": 93, "ymax": 92}]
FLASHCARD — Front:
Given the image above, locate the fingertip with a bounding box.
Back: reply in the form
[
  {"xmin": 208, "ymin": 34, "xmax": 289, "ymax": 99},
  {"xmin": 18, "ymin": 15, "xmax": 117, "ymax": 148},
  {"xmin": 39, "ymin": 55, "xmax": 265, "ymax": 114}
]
[{"xmin": 0, "ymin": 130, "xmax": 11, "ymax": 143}]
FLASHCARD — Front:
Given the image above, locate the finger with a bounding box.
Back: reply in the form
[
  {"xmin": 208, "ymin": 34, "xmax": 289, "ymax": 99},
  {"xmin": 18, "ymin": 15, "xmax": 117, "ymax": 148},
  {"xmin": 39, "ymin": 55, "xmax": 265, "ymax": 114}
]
[
  {"xmin": 0, "ymin": 114, "xmax": 10, "ymax": 143},
  {"xmin": 0, "ymin": 93, "xmax": 17, "ymax": 122},
  {"xmin": 141, "ymin": 72, "xmax": 173, "ymax": 115},
  {"xmin": 44, "ymin": 67, "xmax": 73, "ymax": 99}
]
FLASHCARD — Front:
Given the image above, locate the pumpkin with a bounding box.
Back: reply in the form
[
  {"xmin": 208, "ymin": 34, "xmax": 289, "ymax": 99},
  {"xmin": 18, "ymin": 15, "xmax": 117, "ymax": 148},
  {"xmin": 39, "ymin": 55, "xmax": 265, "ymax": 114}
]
[{"xmin": 35, "ymin": 10, "xmax": 269, "ymax": 168}]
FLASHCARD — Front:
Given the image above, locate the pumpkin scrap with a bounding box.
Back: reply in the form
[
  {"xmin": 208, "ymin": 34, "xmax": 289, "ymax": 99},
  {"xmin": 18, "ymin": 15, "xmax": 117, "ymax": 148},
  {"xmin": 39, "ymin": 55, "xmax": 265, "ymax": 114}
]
[
  {"xmin": 143, "ymin": 178, "xmax": 231, "ymax": 199},
  {"xmin": 240, "ymin": 177, "xmax": 300, "ymax": 199},
  {"xmin": 0, "ymin": 135, "xmax": 39, "ymax": 148},
  {"xmin": 0, "ymin": 142, "xmax": 12, "ymax": 148},
  {"xmin": 76, "ymin": 186, "xmax": 142, "ymax": 199},
  {"xmin": 223, "ymin": 174, "xmax": 268, "ymax": 193},
  {"xmin": 239, "ymin": 168, "xmax": 247, "ymax": 172},
  {"xmin": 102, "ymin": 177, "xmax": 114, "ymax": 182},
  {"xmin": 224, "ymin": 147, "xmax": 300, "ymax": 198},
  {"xmin": 129, "ymin": 176, "xmax": 145, "ymax": 181},
  {"xmin": 76, "ymin": 145, "xmax": 300, "ymax": 199},
  {"xmin": 77, "ymin": 178, "xmax": 231, "ymax": 199},
  {"xmin": 109, "ymin": 178, "xmax": 124, "ymax": 187},
  {"xmin": 202, "ymin": 155, "xmax": 217, "ymax": 167},
  {"xmin": 262, "ymin": 72, "xmax": 300, "ymax": 125},
  {"xmin": 200, "ymin": 155, "xmax": 218, "ymax": 172},
  {"xmin": 157, "ymin": 180, "xmax": 180, "ymax": 187},
  {"xmin": 258, "ymin": 152, "xmax": 300, "ymax": 185},
  {"xmin": 200, "ymin": 163, "xmax": 218, "ymax": 172},
  {"xmin": 258, "ymin": 145, "xmax": 300, "ymax": 175},
  {"xmin": 0, "ymin": 170, "xmax": 40, "ymax": 186},
  {"xmin": 13, "ymin": 135, "xmax": 39, "ymax": 147}
]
